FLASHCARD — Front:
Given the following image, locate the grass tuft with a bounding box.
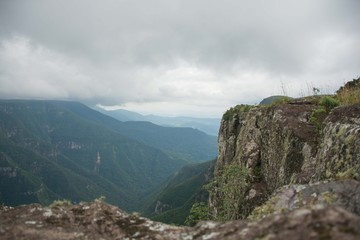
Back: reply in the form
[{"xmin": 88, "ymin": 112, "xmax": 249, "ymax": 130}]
[{"xmin": 336, "ymin": 77, "xmax": 360, "ymax": 105}]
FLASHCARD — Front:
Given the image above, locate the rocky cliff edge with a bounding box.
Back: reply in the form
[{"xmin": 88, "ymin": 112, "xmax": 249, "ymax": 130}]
[
  {"xmin": 210, "ymin": 95, "xmax": 360, "ymax": 221},
  {"xmin": 1, "ymin": 200, "xmax": 360, "ymax": 239}
]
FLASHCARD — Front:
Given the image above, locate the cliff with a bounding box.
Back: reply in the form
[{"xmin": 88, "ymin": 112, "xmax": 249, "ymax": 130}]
[{"xmin": 210, "ymin": 96, "xmax": 360, "ymax": 220}]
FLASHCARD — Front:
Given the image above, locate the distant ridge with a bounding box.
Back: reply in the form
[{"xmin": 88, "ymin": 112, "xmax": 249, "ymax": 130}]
[
  {"xmin": 95, "ymin": 107, "xmax": 221, "ymax": 136},
  {"xmin": 259, "ymin": 95, "xmax": 289, "ymax": 105}
]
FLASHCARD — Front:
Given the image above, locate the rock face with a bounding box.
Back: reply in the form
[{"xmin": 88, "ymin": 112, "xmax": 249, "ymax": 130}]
[
  {"xmin": 2, "ymin": 201, "xmax": 360, "ymax": 240},
  {"xmin": 0, "ymin": 201, "xmax": 186, "ymax": 240},
  {"xmin": 193, "ymin": 205, "xmax": 360, "ymax": 240},
  {"xmin": 312, "ymin": 104, "xmax": 360, "ymax": 181},
  {"xmin": 249, "ymin": 179, "xmax": 360, "ymax": 220},
  {"xmin": 211, "ymin": 100, "xmax": 360, "ymax": 219}
]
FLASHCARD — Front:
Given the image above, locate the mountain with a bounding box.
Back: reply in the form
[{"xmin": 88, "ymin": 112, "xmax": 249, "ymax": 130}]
[
  {"xmin": 0, "ymin": 100, "xmax": 216, "ymax": 211},
  {"xmin": 259, "ymin": 95, "xmax": 290, "ymax": 105},
  {"xmin": 140, "ymin": 160, "xmax": 215, "ymax": 225},
  {"xmin": 66, "ymin": 102, "xmax": 217, "ymax": 163},
  {"xmin": 113, "ymin": 121, "xmax": 217, "ymax": 163},
  {"xmin": 95, "ymin": 107, "xmax": 221, "ymax": 136}
]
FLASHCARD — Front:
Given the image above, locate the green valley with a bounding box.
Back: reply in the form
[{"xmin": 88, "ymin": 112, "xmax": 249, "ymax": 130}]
[{"xmin": 0, "ymin": 100, "xmax": 217, "ymax": 212}]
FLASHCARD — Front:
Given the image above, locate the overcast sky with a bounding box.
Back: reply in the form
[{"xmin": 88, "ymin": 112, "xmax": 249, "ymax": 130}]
[{"xmin": 0, "ymin": 0, "xmax": 359, "ymax": 117}]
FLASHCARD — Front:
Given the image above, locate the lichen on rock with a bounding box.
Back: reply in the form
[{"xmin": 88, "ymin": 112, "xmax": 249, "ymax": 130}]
[
  {"xmin": 2, "ymin": 201, "xmax": 360, "ymax": 239},
  {"xmin": 210, "ymin": 95, "xmax": 360, "ymax": 221}
]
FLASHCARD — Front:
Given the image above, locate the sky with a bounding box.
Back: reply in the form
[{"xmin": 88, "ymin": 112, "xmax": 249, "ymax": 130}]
[{"xmin": 0, "ymin": 0, "xmax": 359, "ymax": 118}]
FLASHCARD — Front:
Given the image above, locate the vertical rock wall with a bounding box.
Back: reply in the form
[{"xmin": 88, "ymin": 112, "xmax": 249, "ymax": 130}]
[{"xmin": 210, "ymin": 101, "xmax": 360, "ymax": 220}]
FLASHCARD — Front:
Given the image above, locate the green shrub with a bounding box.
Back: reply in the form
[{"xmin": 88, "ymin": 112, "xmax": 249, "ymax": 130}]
[
  {"xmin": 309, "ymin": 96, "xmax": 339, "ymax": 131},
  {"xmin": 49, "ymin": 199, "xmax": 72, "ymax": 208},
  {"xmin": 319, "ymin": 96, "xmax": 339, "ymax": 112},
  {"xmin": 205, "ymin": 163, "xmax": 249, "ymax": 220},
  {"xmin": 222, "ymin": 105, "xmax": 253, "ymax": 121},
  {"xmin": 270, "ymin": 96, "xmax": 292, "ymax": 106},
  {"xmin": 309, "ymin": 107, "xmax": 327, "ymax": 130},
  {"xmin": 184, "ymin": 202, "xmax": 209, "ymax": 226}
]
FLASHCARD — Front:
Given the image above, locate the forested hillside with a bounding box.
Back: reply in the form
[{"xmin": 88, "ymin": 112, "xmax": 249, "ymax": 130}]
[
  {"xmin": 96, "ymin": 107, "xmax": 221, "ymax": 137},
  {"xmin": 0, "ymin": 100, "xmax": 217, "ymax": 211},
  {"xmin": 141, "ymin": 160, "xmax": 214, "ymax": 225}
]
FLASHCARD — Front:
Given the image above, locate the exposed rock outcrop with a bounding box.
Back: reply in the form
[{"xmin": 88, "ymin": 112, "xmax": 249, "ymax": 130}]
[
  {"xmin": 211, "ymin": 99, "xmax": 360, "ymax": 220},
  {"xmin": 312, "ymin": 104, "xmax": 360, "ymax": 181},
  {"xmin": 249, "ymin": 179, "xmax": 360, "ymax": 220},
  {"xmin": 193, "ymin": 205, "xmax": 360, "ymax": 240},
  {"xmin": 0, "ymin": 201, "xmax": 186, "ymax": 240},
  {"xmin": 2, "ymin": 201, "xmax": 360, "ymax": 239}
]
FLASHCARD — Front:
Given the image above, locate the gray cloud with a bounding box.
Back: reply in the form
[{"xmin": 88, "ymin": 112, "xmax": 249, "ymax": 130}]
[{"xmin": 0, "ymin": 0, "xmax": 359, "ymax": 117}]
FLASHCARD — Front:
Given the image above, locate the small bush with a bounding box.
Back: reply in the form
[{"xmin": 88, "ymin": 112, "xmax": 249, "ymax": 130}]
[
  {"xmin": 319, "ymin": 96, "xmax": 339, "ymax": 112},
  {"xmin": 309, "ymin": 96, "xmax": 339, "ymax": 130},
  {"xmin": 49, "ymin": 199, "xmax": 72, "ymax": 208},
  {"xmin": 184, "ymin": 202, "xmax": 209, "ymax": 226},
  {"xmin": 223, "ymin": 105, "xmax": 254, "ymax": 121},
  {"xmin": 270, "ymin": 96, "xmax": 292, "ymax": 106},
  {"xmin": 310, "ymin": 107, "xmax": 327, "ymax": 130},
  {"xmin": 336, "ymin": 77, "xmax": 360, "ymax": 105}
]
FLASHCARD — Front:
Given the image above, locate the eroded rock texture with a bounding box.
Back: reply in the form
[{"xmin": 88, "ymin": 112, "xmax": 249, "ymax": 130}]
[
  {"xmin": 249, "ymin": 179, "xmax": 360, "ymax": 220},
  {"xmin": 0, "ymin": 201, "xmax": 187, "ymax": 240},
  {"xmin": 1, "ymin": 201, "xmax": 360, "ymax": 240},
  {"xmin": 211, "ymin": 101, "xmax": 360, "ymax": 220}
]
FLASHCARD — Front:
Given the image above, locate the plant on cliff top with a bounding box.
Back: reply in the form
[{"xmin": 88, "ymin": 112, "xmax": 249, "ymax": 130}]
[
  {"xmin": 205, "ymin": 162, "xmax": 249, "ymax": 220},
  {"xmin": 310, "ymin": 96, "xmax": 339, "ymax": 130},
  {"xmin": 309, "ymin": 107, "xmax": 327, "ymax": 130},
  {"xmin": 319, "ymin": 96, "xmax": 340, "ymax": 112},
  {"xmin": 222, "ymin": 105, "xmax": 254, "ymax": 121},
  {"xmin": 49, "ymin": 199, "xmax": 72, "ymax": 208},
  {"xmin": 336, "ymin": 78, "xmax": 360, "ymax": 105},
  {"xmin": 270, "ymin": 96, "xmax": 292, "ymax": 106}
]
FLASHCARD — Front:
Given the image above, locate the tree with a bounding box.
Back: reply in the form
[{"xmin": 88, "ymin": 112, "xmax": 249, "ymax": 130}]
[{"xmin": 185, "ymin": 202, "xmax": 209, "ymax": 226}]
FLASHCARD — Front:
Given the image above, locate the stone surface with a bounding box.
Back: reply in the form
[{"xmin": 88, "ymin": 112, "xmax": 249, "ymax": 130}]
[
  {"xmin": 312, "ymin": 104, "xmax": 360, "ymax": 181},
  {"xmin": 192, "ymin": 205, "xmax": 360, "ymax": 240},
  {"xmin": 249, "ymin": 179, "xmax": 360, "ymax": 220},
  {"xmin": 2, "ymin": 201, "xmax": 360, "ymax": 240},
  {"xmin": 0, "ymin": 201, "xmax": 187, "ymax": 240},
  {"xmin": 211, "ymin": 101, "xmax": 360, "ymax": 220}
]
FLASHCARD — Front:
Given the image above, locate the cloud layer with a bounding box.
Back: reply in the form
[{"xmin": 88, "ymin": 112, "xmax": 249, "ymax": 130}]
[{"xmin": 1, "ymin": 0, "xmax": 359, "ymax": 117}]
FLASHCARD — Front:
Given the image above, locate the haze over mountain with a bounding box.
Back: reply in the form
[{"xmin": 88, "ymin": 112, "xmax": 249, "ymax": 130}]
[
  {"xmin": 141, "ymin": 160, "xmax": 215, "ymax": 225},
  {"xmin": 0, "ymin": 100, "xmax": 217, "ymax": 211},
  {"xmin": 95, "ymin": 107, "xmax": 220, "ymax": 136}
]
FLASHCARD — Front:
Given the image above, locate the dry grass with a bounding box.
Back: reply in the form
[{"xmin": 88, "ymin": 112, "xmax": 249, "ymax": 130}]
[{"xmin": 337, "ymin": 87, "xmax": 360, "ymax": 105}]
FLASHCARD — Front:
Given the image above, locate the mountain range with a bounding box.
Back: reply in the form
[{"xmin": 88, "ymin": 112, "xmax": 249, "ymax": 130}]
[
  {"xmin": 0, "ymin": 100, "xmax": 217, "ymax": 211},
  {"xmin": 95, "ymin": 107, "xmax": 221, "ymax": 136}
]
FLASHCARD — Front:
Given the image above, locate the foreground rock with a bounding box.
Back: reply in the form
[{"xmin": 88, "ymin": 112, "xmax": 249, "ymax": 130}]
[
  {"xmin": 249, "ymin": 179, "xmax": 360, "ymax": 220},
  {"xmin": 1, "ymin": 201, "xmax": 360, "ymax": 239},
  {"xmin": 0, "ymin": 201, "xmax": 187, "ymax": 240},
  {"xmin": 193, "ymin": 205, "xmax": 360, "ymax": 240}
]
